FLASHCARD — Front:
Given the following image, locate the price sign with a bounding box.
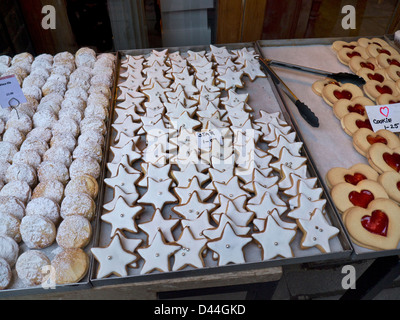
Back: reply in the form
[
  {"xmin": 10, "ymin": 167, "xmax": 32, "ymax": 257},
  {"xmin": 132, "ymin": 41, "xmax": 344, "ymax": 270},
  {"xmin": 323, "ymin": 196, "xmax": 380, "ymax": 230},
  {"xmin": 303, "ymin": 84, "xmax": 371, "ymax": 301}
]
[
  {"xmin": 0, "ymin": 75, "xmax": 26, "ymax": 109},
  {"xmin": 365, "ymin": 104, "xmax": 400, "ymax": 133},
  {"xmin": 197, "ymin": 129, "xmax": 223, "ymax": 150}
]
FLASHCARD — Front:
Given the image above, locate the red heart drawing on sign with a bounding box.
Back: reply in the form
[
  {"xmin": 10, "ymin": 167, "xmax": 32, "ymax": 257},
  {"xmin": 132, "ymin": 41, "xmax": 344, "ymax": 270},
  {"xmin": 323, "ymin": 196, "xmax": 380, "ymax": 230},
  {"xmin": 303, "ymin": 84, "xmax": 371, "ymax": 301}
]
[{"xmin": 380, "ymin": 106, "xmax": 390, "ymax": 118}]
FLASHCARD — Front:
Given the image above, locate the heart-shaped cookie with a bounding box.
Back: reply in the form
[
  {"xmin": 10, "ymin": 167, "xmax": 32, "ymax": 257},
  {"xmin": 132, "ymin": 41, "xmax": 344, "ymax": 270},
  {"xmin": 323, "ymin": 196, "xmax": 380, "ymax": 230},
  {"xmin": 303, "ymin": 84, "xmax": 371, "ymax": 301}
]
[
  {"xmin": 357, "ymin": 67, "xmax": 387, "ymax": 83},
  {"xmin": 322, "ymin": 83, "xmax": 364, "ymax": 107},
  {"xmin": 343, "ymin": 198, "xmax": 400, "ymax": 250},
  {"xmin": 376, "ymin": 93, "xmax": 400, "ymax": 105},
  {"xmin": 311, "ymin": 78, "xmax": 341, "ymax": 97},
  {"xmin": 341, "ymin": 112, "xmax": 373, "ymax": 136},
  {"xmin": 377, "ymin": 53, "xmax": 400, "ymax": 69},
  {"xmin": 353, "ymin": 128, "xmax": 400, "ymax": 157},
  {"xmin": 386, "ymin": 65, "xmax": 400, "ymax": 82},
  {"xmin": 378, "ymin": 171, "xmax": 400, "ymax": 203},
  {"xmin": 333, "ymin": 96, "xmax": 374, "ymax": 120},
  {"xmin": 358, "ymin": 37, "xmax": 389, "ymax": 48},
  {"xmin": 326, "ymin": 163, "xmax": 379, "ymax": 189},
  {"xmin": 332, "ymin": 40, "xmax": 359, "ymax": 52},
  {"xmin": 367, "ymin": 144, "xmax": 400, "ymax": 174},
  {"xmin": 364, "ymin": 79, "xmax": 399, "ymax": 101},
  {"xmin": 337, "ymin": 46, "xmax": 369, "ymax": 65},
  {"xmin": 331, "ymin": 179, "xmax": 388, "ymax": 212},
  {"xmin": 366, "ymin": 44, "xmax": 399, "ymax": 58},
  {"xmin": 349, "ymin": 56, "xmax": 378, "ymax": 74}
]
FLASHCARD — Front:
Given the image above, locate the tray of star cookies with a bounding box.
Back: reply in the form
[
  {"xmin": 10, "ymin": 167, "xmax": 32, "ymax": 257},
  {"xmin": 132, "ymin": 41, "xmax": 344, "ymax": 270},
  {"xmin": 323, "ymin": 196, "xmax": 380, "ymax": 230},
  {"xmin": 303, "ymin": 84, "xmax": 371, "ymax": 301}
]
[
  {"xmin": 257, "ymin": 35, "xmax": 400, "ymax": 259},
  {"xmin": 0, "ymin": 48, "xmax": 117, "ymax": 296},
  {"xmin": 89, "ymin": 42, "xmax": 353, "ymax": 287}
]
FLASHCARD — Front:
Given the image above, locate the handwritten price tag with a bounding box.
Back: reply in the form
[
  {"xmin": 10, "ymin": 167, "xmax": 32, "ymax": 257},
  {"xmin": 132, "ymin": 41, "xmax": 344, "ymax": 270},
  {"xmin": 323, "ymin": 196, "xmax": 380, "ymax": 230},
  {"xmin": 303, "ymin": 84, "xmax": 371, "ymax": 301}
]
[
  {"xmin": 197, "ymin": 129, "xmax": 223, "ymax": 150},
  {"xmin": 0, "ymin": 75, "xmax": 26, "ymax": 109},
  {"xmin": 365, "ymin": 104, "xmax": 400, "ymax": 133}
]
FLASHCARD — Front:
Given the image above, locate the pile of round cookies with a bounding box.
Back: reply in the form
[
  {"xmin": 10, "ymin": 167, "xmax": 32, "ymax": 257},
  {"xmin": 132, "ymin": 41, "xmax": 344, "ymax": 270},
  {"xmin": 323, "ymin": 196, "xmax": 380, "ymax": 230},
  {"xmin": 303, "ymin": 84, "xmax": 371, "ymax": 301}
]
[
  {"xmin": 92, "ymin": 45, "xmax": 340, "ymax": 279},
  {"xmin": 0, "ymin": 48, "xmax": 115, "ymax": 290},
  {"xmin": 312, "ymin": 37, "xmax": 400, "ymax": 251}
]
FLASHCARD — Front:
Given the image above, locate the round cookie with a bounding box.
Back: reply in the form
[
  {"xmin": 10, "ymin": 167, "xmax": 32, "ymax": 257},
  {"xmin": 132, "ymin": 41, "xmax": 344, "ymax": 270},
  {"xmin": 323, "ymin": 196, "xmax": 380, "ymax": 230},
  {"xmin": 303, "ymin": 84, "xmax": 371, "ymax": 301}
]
[
  {"xmin": 358, "ymin": 37, "xmax": 389, "ymax": 48},
  {"xmin": 25, "ymin": 197, "xmax": 61, "ymax": 225},
  {"xmin": 20, "ymin": 215, "xmax": 56, "ymax": 249},
  {"xmin": 69, "ymin": 156, "xmax": 101, "ymax": 180},
  {"xmin": 15, "ymin": 250, "xmax": 51, "ymax": 286},
  {"xmin": 51, "ymin": 248, "xmax": 89, "ymax": 284},
  {"xmin": 377, "ymin": 53, "xmax": 400, "ymax": 69},
  {"xmin": 0, "ymin": 196, "xmax": 25, "ymax": 220},
  {"xmin": 332, "ymin": 96, "xmax": 374, "ymax": 120},
  {"xmin": 367, "ymin": 144, "xmax": 400, "ymax": 174},
  {"xmin": 378, "ymin": 171, "xmax": 400, "ymax": 203},
  {"xmin": 0, "ymin": 212, "xmax": 21, "ymax": 242},
  {"xmin": 353, "ymin": 128, "xmax": 400, "ymax": 157},
  {"xmin": 5, "ymin": 163, "xmax": 37, "ymax": 188},
  {"xmin": 56, "ymin": 215, "xmax": 92, "ymax": 249},
  {"xmin": 331, "ymin": 179, "xmax": 389, "ymax": 212},
  {"xmin": 37, "ymin": 161, "xmax": 69, "ymax": 185},
  {"xmin": 321, "ymin": 83, "xmax": 364, "ymax": 107},
  {"xmin": 60, "ymin": 193, "xmax": 96, "ymax": 221},
  {"xmin": 366, "ymin": 44, "xmax": 399, "ymax": 58},
  {"xmin": 326, "ymin": 163, "xmax": 379, "ymax": 189},
  {"xmin": 332, "ymin": 40, "xmax": 359, "ymax": 52},
  {"xmin": 0, "ymin": 236, "xmax": 18, "ymax": 267},
  {"xmin": 0, "ymin": 258, "xmax": 11, "ymax": 290},
  {"xmin": 31, "ymin": 180, "xmax": 64, "ymax": 204},
  {"xmin": 64, "ymin": 174, "xmax": 99, "ymax": 199}
]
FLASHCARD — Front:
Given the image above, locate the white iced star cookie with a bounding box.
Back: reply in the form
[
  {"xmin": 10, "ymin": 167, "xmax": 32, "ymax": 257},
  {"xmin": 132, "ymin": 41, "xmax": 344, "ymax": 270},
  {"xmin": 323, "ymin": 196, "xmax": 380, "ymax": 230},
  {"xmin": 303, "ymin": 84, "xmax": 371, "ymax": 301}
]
[
  {"xmin": 248, "ymin": 182, "xmax": 286, "ymax": 206},
  {"xmin": 103, "ymin": 185, "xmax": 140, "ymax": 211},
  {"xmin": 174, "ymin": 176, "xmax": 214, "ymax": 203},
  {"xmin": 137, "ymin": 229, "xmax": 181, "ymax": 274},
  {"xmin": 206, "ymin": 222, "xmax": 252, "ymax": 266},
  {"xmin": 297, "ymin": 209, "xmax": 339, "ymax": 253},
  {"xmin": 287, "ymin": 194, "xmax": 327, "ymax": 220},
  {"xmin": 138, "ymin": 209, "xmax": 180, "ymax": 243},
  {"xmin": 113, "ymin": 230, "xmax": 142, "ymax": 268},
  {"xmin": 91, "ymin": 233, "xmax": 138, "ymax": 279},
  {"xmin": 278, "ymin": 164, "xmax": 309, "ymax": 190},
  {"xmin": 270, "ymin": 147, "xmax": 308, "ymax": 172},
  {"xmin": 172, "ymin": 227, "xmax": 208, "ymax": 271},
  {"xmin": 246, "ymin": 192, "xmax": 287, "ymax": 219},
  {"xmin": 104, "ymin": 165, "xmax": 141, "ymax": 194},
  {"xmin": 241, "ymin": 60, "xmax": 266, "ymax": 81},
  {"xmin": 112, "ymin": 115, "xmax": 142, "ymax": 144},
  {"xmin": 267, "ymin": 135, "xmax": 303, "ymax": 158},
  {"xmin": 252, "ymin": 215, "xmax": 297, "ymax": 260},
  {"xmin": 253, "ymin": 110, "xmax": 286, "ymax": 126},
  {"xmin": 213, "ymin": 176, "xmax": 250, "ymax": 202},
  {"xmin": 109, "ymin": 139, "xmax": 141, "ymax": 165},
  {"xmin": 171, "ymin": 164, "xmax": 210, "ymax": 187},
  {"xmin": 203, "ymin": 214, "xmax": 251, "ymax": 240},
  {"xmin": 283, "ymin": 178, "xmax": 322, "ymax": 199},
  {"xmin": 137, "ymin": 178, "xmax": 177, "ymax": 210},
  {"xmin": 172, "ymin": 191, "xmax": 217, "ymax": 220},
  {"xmin": 181, "ymin": 210, "xmax": 214, "ymax": 239},
  {"xmin": 212, "ymin": 199, "xmax": 254, "ymax": 227},
  {"xmin": 137, "ymin": 163, "xmax": 173, "ymax": 188},
  {"xmin": 253, "ymin": 209, "xmax": 297, "ymax": 232},
  {"xmin": 101, "ymin": 196, "xmax": 144, "ymax": 235},
  {"xmin": 217, "ymin": 67, "xmax": 244, "ymax": 90}
]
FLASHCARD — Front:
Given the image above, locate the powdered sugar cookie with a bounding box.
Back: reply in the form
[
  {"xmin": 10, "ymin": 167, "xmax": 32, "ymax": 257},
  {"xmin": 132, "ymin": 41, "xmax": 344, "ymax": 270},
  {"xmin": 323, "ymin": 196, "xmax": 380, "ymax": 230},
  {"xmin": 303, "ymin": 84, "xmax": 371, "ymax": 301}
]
[
  {"xmin": 353, "ymin": 128, "xmax": 400, "ymax": 157},
  {"xmin": 20, "ymin": 215, "xmax": 56, "ymax": 249},
  {"xmin": 0, "ymin": 196, "xmax": 25, "ymax": 220},
  {"xmin": 61, "ymin": 193, "xmax": 96, "ymax": 221},
  {"xmin": 297, "ymin": 209, "xmax": 339, "ymax": 253},
  {"xmin": 0, "ymin": 258, "xmax": 11, "ymax": 290},
  {"xmin": 31, "ymin": 180, "xmax": 64, "ymax": 204},
  {"xmin": 37, "ymin": 161, "xmax": 69, "ymax": 185},
  {"xmin": 5, "ymin": 163, "xmax": 37, "ymax": 187},
  {"xmin": 25, "ymin": 197, "xmax": 60, "ymax": 225},
  {"xmin": 0, "ymin": 235, "xmax": 18, "ymax": 267},
  {"xmin": 52, "ymin": 248, "xmax": 89, "ymax": 284},
  {"xmin": 367, "ymin": 144, "xmax": 400, "ymax": 174},
  {"xmin": 331, "ymin": 179, "xmax": 388, "ymax": 212},
  {"xmin": 69, "ymin": 157, "xmax": 101, "ymax": 180},
  {"xmin": 0, "ymin": 180, "xmax": 31, "ymax": 204},
  {"xmin": 15, "ymin": 250, "xmax": 50, "ymax": 286},
  {"xmin": 326, "ymin": 163, "xmax": 379, "ymax": 189},
  {"xmin": 56, "ymin": 215, "xmax": 92, "ymax": 249}
]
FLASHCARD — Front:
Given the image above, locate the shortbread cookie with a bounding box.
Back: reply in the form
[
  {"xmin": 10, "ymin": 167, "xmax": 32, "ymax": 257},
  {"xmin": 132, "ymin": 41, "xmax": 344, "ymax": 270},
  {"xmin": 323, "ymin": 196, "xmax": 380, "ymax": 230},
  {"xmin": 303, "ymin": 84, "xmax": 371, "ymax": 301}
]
[
  {"xmin": 367, "ymin": 144, "xmax": 400, "ymax": 174},
  {"xmin": 0, "ymin": 235, "xmax": 18, "ymax": 267},
  {"xmin": 321, "ymin": 83, "xmax": 364, "ymax": 107},
  {"xmin": 332, "ymin": 40, "xmax": 359, "ymax": 52},
  {"xmin": 31, "ymin": 180, "xmax": 64, "ymax": 204},
  {"xmin": 377, "ymin": 53, "xmax": 400, "ymax": 69},
  {"xmin": 376, "ymin": 93, "xmax": 400, "ymax": 105},
  {"xmin": 366, "ymin": 44, "xmax": 399, "ymax": 58},
  {"xmin": 378, "ymin": 171, "xmax": 400, "ymax": 203},
  {"xmin": 337, "ymin": 46, "xmax": 369, "ymax": 65},
  {"xmin": 297, "ymin": 209, "xmax": 339, "ymax": 253},
  {"xmin": 137, "ymin": 229, "xmax": 181, "ymax": 274},
  {"xmin": 341, "ymin": 112, "xmax": 372, "ymax": 136},
  {"xmin": 64, "ymin": 174, "xmax": 99, "ymax": 199},
  {"xmin": 252, "ymin": 215, "xmax": 296, "ymax": 260},
  {"xmin": 364, "ymin": 79, "xmax": 399, "ymax": 101},
  {"xmin": 0, "ymin": 258, "xmax": 11, "ymax": 290},
  {"xmin": 60, "ymin": 193, "xmax": 96, "ymax": 221},
  {"xmin": 332, "ymin": 96, "xmax": 374, "ymax": 120},
  {"xmin": 386, "ymin": 64, "xmax": 400, "ymax": 82},
  {"xmin": 15, "ymin": 250, "xmax": 51, "ymax": 286},
  {"xmin": 343, "ymin": 198, "xmax": 400, "ymax": 250},
  {"xmin": 326, "ymin": 163, "xmax": 379, "ymax": 189},
  {"xmin": 357, "ymin": 67, "xmax": 387, "ymax": 83},
  {"xmin": 312, "ymin": 79, "xmax": 341, "ymax": 97},
  {"xmin": 358, "ymin": 37, "xmax": 389, "ymax": 48},
  {"xmin": 349, "ymin": 56, "xmax": 378, "ymax": 74},
  {"xmin": 25, "ymin": 197, "xmax": 60, "ymax": 225},
  {"xmin": 52, "ymin": 248, "xmax": 89, "ymax": 284},
  {"xmin": 56, "ymin": 215, "xmax": 92, "ymax": 249},
  {"xmin": 353, "ymin": 128, "xmax": 400, "ymax": 157},
  {"xmin": 331, "ymin": 179, "xmax": 389, "ymax": 212},
  {"xmin": 0, "ymin": 196, "xmax": 25, "ymax": 220},
  {"xmin": 0, "ymin": 212, "xmax": 21, "ymax": 242}
]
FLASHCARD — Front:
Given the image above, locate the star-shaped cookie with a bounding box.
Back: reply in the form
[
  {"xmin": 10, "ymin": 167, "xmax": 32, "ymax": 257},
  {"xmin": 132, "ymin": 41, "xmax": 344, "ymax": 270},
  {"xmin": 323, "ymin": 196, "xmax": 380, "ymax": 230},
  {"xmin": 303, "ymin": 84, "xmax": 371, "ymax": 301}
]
[
  {"xmin": 138, "ymin": 209, "xmax": 180, "ymax": 243},
  {"xmin": 137, "ymin": 178, "xmax": 177, "ymax": 210},
  {"xmin": 173, "ymin": 176, "xmax": 214, "ymax": 203},
  {"xmin": 172, "ymin": 191, "xmax": 217, "ymax": 220}
]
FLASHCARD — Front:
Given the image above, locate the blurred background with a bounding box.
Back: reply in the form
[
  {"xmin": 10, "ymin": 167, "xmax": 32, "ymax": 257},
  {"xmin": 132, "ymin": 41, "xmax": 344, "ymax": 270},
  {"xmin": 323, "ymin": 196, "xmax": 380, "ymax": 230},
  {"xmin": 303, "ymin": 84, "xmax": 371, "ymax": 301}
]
[{"xmin": 1, "ymin": 0, "xmax": 400, "ymax": 55}]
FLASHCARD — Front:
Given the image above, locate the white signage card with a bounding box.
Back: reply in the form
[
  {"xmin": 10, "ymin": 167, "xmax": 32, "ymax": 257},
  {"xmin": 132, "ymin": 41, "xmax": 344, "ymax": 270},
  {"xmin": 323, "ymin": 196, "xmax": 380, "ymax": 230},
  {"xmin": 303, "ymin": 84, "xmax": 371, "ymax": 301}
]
[
  {"xmin": 197, "ymin": 129, "xmax": 223, "ymax": 150},
  {"xmin": 365, "ymin": 104, "xmax": 400, "ymax": 133},
  {"xmin": 0, "ymin": 75, "xmax": 27, "ymax": 109}
]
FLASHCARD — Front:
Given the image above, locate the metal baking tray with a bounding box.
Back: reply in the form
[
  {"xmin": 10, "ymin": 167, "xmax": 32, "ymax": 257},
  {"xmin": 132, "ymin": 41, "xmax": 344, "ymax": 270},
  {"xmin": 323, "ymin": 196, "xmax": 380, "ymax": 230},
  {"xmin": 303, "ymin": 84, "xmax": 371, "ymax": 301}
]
[
  {"xmin": 256, "ymin": 35, "xmax": 400, "ymax": 260},
  {"xmin": 0, "ymin": 52, "xmax": 119, "ymax": 298},
  {"xmin": 89, "ymin": 42, "xmax": 353, "ymax": 288}
]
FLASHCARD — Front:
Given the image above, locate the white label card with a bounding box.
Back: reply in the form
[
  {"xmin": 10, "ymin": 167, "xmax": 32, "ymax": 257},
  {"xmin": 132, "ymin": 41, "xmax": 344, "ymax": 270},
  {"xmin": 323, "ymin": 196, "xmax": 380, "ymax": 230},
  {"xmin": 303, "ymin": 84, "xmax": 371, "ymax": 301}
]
[
  {"xmin": 0, "ymin": 75, "xmax": 27, "ymax": 109},
  {"xmin": 365, "ymin": 104, "xmax": 400, "ymax": 133},
  {"xmin": 197, "ymin": 129, "xmax": 223, "ymax": 150}
]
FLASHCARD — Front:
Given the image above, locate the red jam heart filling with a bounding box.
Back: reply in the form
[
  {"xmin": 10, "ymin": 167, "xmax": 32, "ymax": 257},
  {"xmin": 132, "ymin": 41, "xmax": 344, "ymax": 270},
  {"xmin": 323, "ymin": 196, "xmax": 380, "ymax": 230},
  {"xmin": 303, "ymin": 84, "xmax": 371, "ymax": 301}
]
[
  {"xmin": 377, "ymin": 48, "xmax": 391, "ymax": 56},
  {"xmin": 334, "ymin": 90, "xmax": 353, "ymax": 100},
  {"xmin": 383, "ymin": 152, "xmax": 400, "ymax": 172},
  {"xmin": 347, "ymin": 52, "xmax": 361, "ymax": 58},
  {"xmin": 344, "ymin": 173, "xmax": 367, "ymax": 185},
  {"xmin": 361, "ymin": 210, "xmax": 389, "ymax": 237},
  {"xmin": 347, "ymin": 104, "xmax": 365, "ymax": 116},
  {"xmin": 343, "ymin": 45, "xmax": 356, "ymax": 49},
  {"xmin": 360, "ymin": 62, "xmax": 375, "ymax": 70},
  {"xmin": 349, "ymin": 190, "xmax": 375, "ymax": 208},
  {"xmin": 356, "ymin": 119, "xmax": 373, "ymax": 130},
  {"xmin": 397, "ymin": 71, "xmax": 400, "ymax": 78},
  {"xmin": 368, "ymin": 73, "xmax": 384, "ymax": 82},
  {"xmin": 389, "ymin": 100, "xmax": 400, "ymax": 104},
  {"xmin": 397, "ymin": 181, "xmax": 400, "ymax": 191},
  {"xmin": 376, "ymin": 85, "xmax": 393, "ymax": 95},
  {"xmin": 367, "ymin": 135, "xmax": 388, "ymax": 145},
  {"xmin": 388, "ymin": 59, "xmax": 400, "ymax": 67}
]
